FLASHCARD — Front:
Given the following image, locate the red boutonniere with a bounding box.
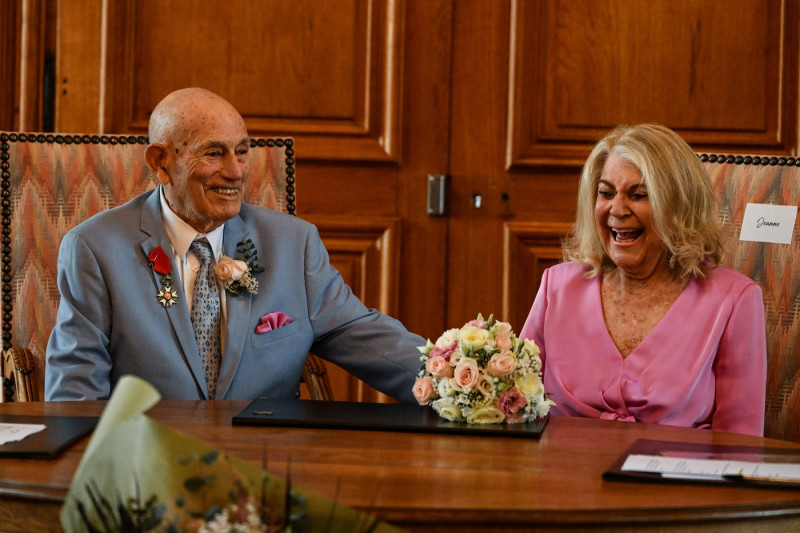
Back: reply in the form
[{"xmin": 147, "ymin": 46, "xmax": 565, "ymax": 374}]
[{"xmin": 148, "ymin": 246, "xmax": 179, "ymax": 308}]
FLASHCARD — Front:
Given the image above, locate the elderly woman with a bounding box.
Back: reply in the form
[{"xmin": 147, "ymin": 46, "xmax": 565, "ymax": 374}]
[{"xmin": 520, "ymin": 124, "xmax": 766, "ymax": 436}]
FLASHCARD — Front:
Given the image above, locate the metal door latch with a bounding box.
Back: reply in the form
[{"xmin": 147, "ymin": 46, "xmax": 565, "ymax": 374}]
[{"xmin": 427, "ymin": 174, "xmax": 447, "ymax": 216}]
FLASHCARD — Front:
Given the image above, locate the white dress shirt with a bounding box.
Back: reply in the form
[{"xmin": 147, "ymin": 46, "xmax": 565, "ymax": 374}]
[{"xmin": 159, "ymin": 190, "xmax": 228, "ymax": 346}]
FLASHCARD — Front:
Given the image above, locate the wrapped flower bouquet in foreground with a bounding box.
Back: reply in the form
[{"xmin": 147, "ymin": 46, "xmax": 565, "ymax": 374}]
[{"xmin": 61, "ymin": 376, "xmax": 400, "ymax": 533}]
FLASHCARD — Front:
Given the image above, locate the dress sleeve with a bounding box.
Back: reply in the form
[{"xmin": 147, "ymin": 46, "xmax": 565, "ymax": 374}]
[
  {"xmin": 520, "ymin": 267, "xmax": 550, "ymax": 370},
  {"xmin": 711, "ymin": 282, "xmax": 767, "ymax": 436}
]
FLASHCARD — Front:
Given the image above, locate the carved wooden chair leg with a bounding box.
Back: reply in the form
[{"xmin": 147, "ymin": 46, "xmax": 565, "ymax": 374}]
[
  {"xmin": 301, "ymin": 353, "xmax": 333, "ymax": 401},
  {"xmin": 2, "ymin": 345, "xmax": 39, "ymax": 402}
]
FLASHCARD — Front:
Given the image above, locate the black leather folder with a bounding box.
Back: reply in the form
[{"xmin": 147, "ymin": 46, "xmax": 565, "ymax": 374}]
[
  {"xmin": 233, "ymin": 397, "xmax": 548, "ymax": 438},
  {"xmin": 0, "ymin": 415, "xmax": 98, "ymax": 459}
]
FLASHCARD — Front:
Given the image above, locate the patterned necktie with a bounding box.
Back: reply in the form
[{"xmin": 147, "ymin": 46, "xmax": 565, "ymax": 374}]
[{"xmin": 190, "ymin": 238, "xmax": 221, "ymax": 399}]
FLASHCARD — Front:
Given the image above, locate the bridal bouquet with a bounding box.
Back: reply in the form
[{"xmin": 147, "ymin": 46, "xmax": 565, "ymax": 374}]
[{"xmin": 412, "ymin": 314, "xmax": 553, "ymax": 424}]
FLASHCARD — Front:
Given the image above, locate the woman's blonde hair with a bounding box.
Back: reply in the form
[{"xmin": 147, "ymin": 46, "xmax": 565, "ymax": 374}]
[{"xmin": 563, "ymin": 124, "xmax": 725, "ymax": 280}]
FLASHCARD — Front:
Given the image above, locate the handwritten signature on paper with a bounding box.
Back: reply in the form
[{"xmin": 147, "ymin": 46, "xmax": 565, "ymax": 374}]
[{"xmin": 756, "ymin": 217, "xmax": 781, "ymax": 228}]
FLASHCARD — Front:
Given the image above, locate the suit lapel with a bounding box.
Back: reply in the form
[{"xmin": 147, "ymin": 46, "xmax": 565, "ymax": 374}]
[
  {"xmin": 216, "ymin": 215, "xmax": 252, "ymax": 399},
  {"xmin": 139, "ymin": 187, "xmax": 210, "ymax": 398}
]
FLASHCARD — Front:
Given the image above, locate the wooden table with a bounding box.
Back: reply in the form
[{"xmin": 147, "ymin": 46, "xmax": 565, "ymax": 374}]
[{"xmin": 2, "ymin": 401, "xmax": 800, "ymax": 532}]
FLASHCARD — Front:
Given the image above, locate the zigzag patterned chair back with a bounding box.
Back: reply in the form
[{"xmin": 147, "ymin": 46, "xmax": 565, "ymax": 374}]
[
  {"xmin": 0, "ymin": 133, "xmax": 295, "ymax": 401},
  {"xmin": 701, "ymin": 154, "xmax": 800, "ymax": 441}
]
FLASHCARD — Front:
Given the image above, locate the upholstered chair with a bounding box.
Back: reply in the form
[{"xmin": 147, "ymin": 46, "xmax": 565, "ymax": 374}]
[
  {"xmin": 701, "ymin": 154, "xmax": 800, "ymax": 441},
  {"xmin": 0, "ymin": 133, "xmax": 331, "ymax": 402}
]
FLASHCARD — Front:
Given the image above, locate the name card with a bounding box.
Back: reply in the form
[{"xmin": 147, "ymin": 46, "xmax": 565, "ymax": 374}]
[{"xmin": 739, "ymin": 203, "xmax": 797, "ymax": 244}]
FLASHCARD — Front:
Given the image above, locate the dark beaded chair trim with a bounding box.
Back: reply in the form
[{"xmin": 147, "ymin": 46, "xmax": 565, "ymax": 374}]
[{"xmin": 698, "ymin": 153, "xmax": 800, "ymax": 167}]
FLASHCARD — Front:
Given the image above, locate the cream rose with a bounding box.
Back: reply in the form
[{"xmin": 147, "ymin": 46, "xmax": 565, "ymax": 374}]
[
  {"xmin": 412, "ymin": 376, "xmax": 437, "ymax": 406},
  {"xmin": 486, "ymin": 352, "xmax": 517, "ymax": 377},
  {"xmin": 214, "ymin": 255, "xmax": 249, "ymax": 284},
  {"xmin": 453, "ymin": 358, "xmax": 480, "ymax": 392},
  {"xmin": 458, "ymin": 326, "xmax": 490, "ymax": 351},
  {"xmin": 432, "ymin": 398, "xmax": 463, "ymax": 422},
  {"xmin": 522, "ymin": 338, "xmax": 540, "ymax": 357},
  {"xmin": 466, "ymin": 404, "xmax": 505, "ymax": 424},
  {"xmin": 475, "ymin": 374, "xmax": 495, "ymax": 398},
  {"xmin": 515, "ymin": 374, "xmax": 544, "ymax": 398}
]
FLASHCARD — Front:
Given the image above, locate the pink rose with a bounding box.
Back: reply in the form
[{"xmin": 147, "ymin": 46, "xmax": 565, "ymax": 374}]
[
  {"xmin": 412, "ymin": 376, "xmax": 437, "ymax": 405},
  {"xmin": 429, "ymin": 341, "xmax": 458, "ymax": 361},
  {"xmin": 214, "ymin": 256, "xmax": 249, "ymax": 284},
  {"xmin": 497, "ymin": 389, "xmax": 528, "ymax": 418},
  {"xmin": 495, "ymin": 321, "xmax": 513, "ymax": 337},
  {"xmin": 466, "ymin": 319, "xmax": 487, "ymax": 329},
  {"xmin": 426, "ymin": 356, "xmax": 454, "ymax": 379},
  {"xmin": 486, "ymin": 353, "xmax": 516, "ymax": 377},
  {"xmin": 495, "ymin": 334, "xmax": 512, "ymax": 352},
  {"xmin": 453, "ymin": 358, "xmax": 480, "ymax": 392}
]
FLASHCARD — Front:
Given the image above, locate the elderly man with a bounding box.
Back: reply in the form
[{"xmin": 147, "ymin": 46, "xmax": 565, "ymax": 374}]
[{"xmin": 45, "ymin": 87, "xmax": 424, "ymax": 401}]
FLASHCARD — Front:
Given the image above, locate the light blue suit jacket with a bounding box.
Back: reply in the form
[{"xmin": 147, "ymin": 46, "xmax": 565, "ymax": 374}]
[{"xmin": 45, "ymin": 187, "xmax": 424, "ymax": 401}]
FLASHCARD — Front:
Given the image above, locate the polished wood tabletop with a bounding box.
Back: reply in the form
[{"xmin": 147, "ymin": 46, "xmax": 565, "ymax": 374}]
[{"xmin": 2, "ymin": 400, "xmax": 800, "ymax": 532}]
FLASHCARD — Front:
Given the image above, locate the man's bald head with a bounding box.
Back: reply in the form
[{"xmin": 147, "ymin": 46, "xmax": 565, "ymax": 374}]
[{"xmin": 144, "ymin": 88, "xmax": 252, "ymax": 233}]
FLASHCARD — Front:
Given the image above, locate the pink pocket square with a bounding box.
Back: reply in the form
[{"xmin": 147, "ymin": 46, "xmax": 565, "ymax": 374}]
[{"xmin": 255, "ymin": 312, "xmax": 293, "ymax": 334}]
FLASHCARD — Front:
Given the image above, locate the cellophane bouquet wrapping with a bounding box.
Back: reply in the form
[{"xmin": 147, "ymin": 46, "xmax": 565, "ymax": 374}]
[
  {"xmin": 60, "ymin": 376, "xmax": 401, "ymax": 533},
  {"xmin": 412, "ymin": 314, "xmax": 554, "ymax": 424}
]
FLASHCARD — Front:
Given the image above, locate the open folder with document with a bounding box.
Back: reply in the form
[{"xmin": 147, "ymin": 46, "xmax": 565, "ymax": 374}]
[{"xmin": 604, "ymin": 439, "xmax": 800, "ymax": 489}]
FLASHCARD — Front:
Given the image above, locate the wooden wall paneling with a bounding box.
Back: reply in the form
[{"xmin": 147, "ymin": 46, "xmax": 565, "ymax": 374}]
[
  {"xmin": 16, "ymin": 0, "xmax": 50, "ymax": 131},
  {"xmin": 302, "ymin": 215, "xmax": 402, "ymax": 403},
  {"xmin": 391, "ymin": 0, "xmax": 451, "ymax": 344},
  {"xmin": 502, "ymin": 221, "xmax": 571, "ymax": 331},
  {"xmin": 54, "ymin": 0, "xmax": 103, "ymax": 133},
  {"xmin": 507, "ymin": 0, "xmax": 800, "ymax": 168},
  {"xmin": 446, "ymin": 0, "xmax": 514, "ymax": 327},
  {"xmin": 91, "ymin": 0, "xmax": 403, "ymax": 164},
  {"xmin": 0, "ymin": 0, "xmax": 21, "ymax": 131}
]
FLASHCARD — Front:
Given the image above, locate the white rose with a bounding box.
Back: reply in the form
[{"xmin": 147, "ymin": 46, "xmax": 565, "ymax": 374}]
[
  {"xmin": 516, "ymin": 374, "xmax": 544, "ymax": 398},
  {"xmin": 437, "ymin": 378, "xmax": 456, "ymax": 398},
  {"xmin": 522, "ymin": 338, "xmax": 540, "ymax": 357},
  {"xmin": 435, "ymin": 328, "xmax": 460, "ymax": 348},
  {"xmin": 466, "ymin": 404, "xmax": 505, "ymax": 424},
  {"xmin": 432, "ymin": 398, "xmax": 464, "ymax": 422}
]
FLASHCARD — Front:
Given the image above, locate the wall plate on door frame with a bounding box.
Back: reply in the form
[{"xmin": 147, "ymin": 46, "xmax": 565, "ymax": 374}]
[{"xmin": 427, "ymin": 174, "xmax": 447, "ymax": 216}]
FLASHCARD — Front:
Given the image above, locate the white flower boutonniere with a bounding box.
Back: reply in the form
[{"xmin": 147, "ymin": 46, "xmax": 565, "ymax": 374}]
[{"xmin": 214, "ymin": 239, "xmax": 264, "ymax": 296}]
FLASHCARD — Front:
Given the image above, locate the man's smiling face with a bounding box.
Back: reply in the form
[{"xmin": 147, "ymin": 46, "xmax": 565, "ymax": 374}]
[{"xmin": 161, "ymin": 95, "xmax": 252, "ymax": 233}]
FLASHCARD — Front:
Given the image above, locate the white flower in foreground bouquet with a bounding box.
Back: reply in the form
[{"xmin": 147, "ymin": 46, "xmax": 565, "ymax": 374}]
[{"xmin": 413, "ymin": 314, "xmax": 555, "ymax": 424}]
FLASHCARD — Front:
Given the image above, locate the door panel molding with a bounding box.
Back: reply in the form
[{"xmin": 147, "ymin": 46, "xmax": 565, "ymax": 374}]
[
  {"xmin": 506, "ymin": 0, "xmax": 799, "ymax": 168},
  {"xmin": 90, "ymin": 0, "xmax": 405, "ymax": 163},
  {"xmin": 503, "ymin": 221, "xmax": 572, "ymax": 330}
]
